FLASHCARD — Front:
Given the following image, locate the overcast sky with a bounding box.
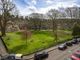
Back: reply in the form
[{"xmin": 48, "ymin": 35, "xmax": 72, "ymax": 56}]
[{"xmin": 13, "ymin": 0, "xmax": 80, "ymax": 16}]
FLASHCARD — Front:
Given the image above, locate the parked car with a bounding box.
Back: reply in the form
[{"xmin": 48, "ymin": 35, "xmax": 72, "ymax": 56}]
[
  {"xmin": 58, "ymin": 43, "xmax": 67, "ymax": 50},
  {"xmin": 34, "ymin": 52, "xmax": 49, "ymax": 60},
  {"xmin": 73, "ymin": 36, "xmax": 80, "ymax": 42},
  {"xmin": 1, "ymin": 54, "xmax": 23, "ymax": 60},
  {"xmin": 71, "ymin": 39, "xmax": 78, "ymax": 44},
  {"xmin": 77, "ymin": 38, "xmax": 80, "ymax": 42},
  {"xmin": 1, "ymin": 54, "xmax": 15, "ymax": 60},
  {"xmin": 65, "ymin": 50, "xmax": 80, "ymax": 60},
  {"xmin": 65, "ymin": 41, "xmax": 73, "ymax": 46}
]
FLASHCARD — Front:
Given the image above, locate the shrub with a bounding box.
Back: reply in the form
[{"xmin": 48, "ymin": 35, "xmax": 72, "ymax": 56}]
[
  {"xmin": 16, "ymin": 31, "xmax": 22, "ymax": 34},
  {"xmin": 72, "ymin": 22, "xmax": 80, "ymax": 36}
]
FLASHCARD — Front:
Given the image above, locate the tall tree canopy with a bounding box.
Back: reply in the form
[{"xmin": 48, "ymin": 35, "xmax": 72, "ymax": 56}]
[{"xmin": 0, "ymin": 0, "xmax": 16, "ymax": 36}]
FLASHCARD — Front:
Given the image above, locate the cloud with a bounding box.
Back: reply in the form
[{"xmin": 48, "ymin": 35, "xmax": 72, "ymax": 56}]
[
  {"xmin": 32, "ymin": 0, "xmax": 37, "ymax": 5},
  {"xmin": 14, "ymin": 0, "xmax": 80, "ymax": 16},
  {"xmin": 24, "ymin": 0, "xmax": 37, "ymax": 6},
  {"xmin": 19, "ymin": 5, "xmax": 38, "ymax": 16},
  {"xmin": 46, "ymin": 0, "xmax": 53, "ymax": 4}
]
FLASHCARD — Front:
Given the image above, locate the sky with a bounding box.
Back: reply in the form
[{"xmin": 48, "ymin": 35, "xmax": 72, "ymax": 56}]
[{"xmin": 13, "ymin": 0, "xmax": 80, "ymax": 16}]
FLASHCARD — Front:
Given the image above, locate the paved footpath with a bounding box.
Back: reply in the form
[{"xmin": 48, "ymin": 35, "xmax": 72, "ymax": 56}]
[{"xmin": 0, "ymin": 38, "xmax": 8, "ymax": 56}]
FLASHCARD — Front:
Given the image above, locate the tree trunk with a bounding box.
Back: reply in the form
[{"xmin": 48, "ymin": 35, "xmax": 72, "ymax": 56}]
[
  {"xmin": 54, "ymin": 30, "xmax": 58, "ymax": 43},
  {"xmin": 1, "ymin": 27, "xmax": 6, "ymax": 36},
  {"xmin": 52, "ymin": 20, "xmax": 58, "ymax": 43},
  {"xmin": 38, "ymin": 22, "xmax": 41, "ymax": 31},
  {"xmin": 52, "ymin": 20, "xmax": 55, "ymax": 32}
]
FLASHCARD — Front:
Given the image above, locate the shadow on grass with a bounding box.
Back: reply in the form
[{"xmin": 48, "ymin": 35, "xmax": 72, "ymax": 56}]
[
  {"xmin": 9, "ymin": 44, "xmax": 27, "ymax": 54},
  {"xmin": 32, "ymin": 30, "xmax": 53, "ymax": 37}
]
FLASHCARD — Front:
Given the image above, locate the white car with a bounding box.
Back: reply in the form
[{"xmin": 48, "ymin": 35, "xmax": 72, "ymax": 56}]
[
  {"xmin": 1, "ymin": 54, "xmax": 23, "ymax": 60},
  {"xmin": 15, "ymin": 54, "xmax": 23, "ymax": 60}
]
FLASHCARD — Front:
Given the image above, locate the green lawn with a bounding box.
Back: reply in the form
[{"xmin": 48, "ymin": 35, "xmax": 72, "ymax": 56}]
[{"xmin": 3, "ymin": 30, "xmax": 72, "ymax": 55}]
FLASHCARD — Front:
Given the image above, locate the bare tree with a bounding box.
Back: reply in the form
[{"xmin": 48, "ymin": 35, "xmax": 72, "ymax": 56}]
[
  {"xmin": 65, "ymin": 7, "xmax": 79, "ymax": 19},
  {"xmin": 0, "ymin": 0, "xmax": 15, "ymax": 36},
  {"xmin": 29, "ymin": 13, "xmax": 44, "ymax": 31},
  {"xmin": 65, "ymin": 7, "xmax": 80, "ymax": 30},
  {"xmin": 65, "ymin": 7, "xmax": 73, "ymax": 19},
  {"xmin": 47, "ymin": 9, "xmax": 59, "ymax": 43},
  {"xmin": 79, "ymin": 8, "xmax": 80, "ymax": 19},
  {"xmin": 72, "ymin": 7, "xmax": 80, "ymax": 19}
]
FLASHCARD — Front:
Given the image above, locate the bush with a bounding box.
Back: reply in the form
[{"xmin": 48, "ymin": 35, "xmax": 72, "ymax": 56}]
[
  {"xmin": 72, "ymin": 22, "xmax": 80, "ymax": 36},
  {"xmin": 16, "ymin": 31, "xmax": 22, "ymax": 34}
]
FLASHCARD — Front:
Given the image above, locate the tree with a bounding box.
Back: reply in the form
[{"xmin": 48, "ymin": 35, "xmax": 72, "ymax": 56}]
[
  {"xmin": 0, "ymin": 0, "xmax": 15, "ymax": 36},
  {"xmin": 29, "ymin": 13, "xmax": 44, "ymax": 31},
  {"xmin": 65, "ymin": 7, "xmax": 80, "ymax": 30},
  {"xmin": 79, "ymin": 7, "xmax": 80, "ymax": 19},
  {"xmin": 58, "ymin": 7, "xmax": 67, "ymax": 19},
  {"xmin": 47, "ymin": 9, "xmax": 59, "ymax": 43},
  {"xmin": 65, "ymin": 7, "xmax": 73, "ymax": 19},
  {"xmin": 64, "ymin": 7, "xmax": 74, "ymax": 30},
  {"xmin": 72, "ymin": 22, "xmax": 80, "ymax": 36},
  {"xmin": 21, "ymin": 28, "xmax": 32, "ymax": 45},
  {"xmin": 65, "ymin": 6, "xmax": 80, "ymax": 19}
]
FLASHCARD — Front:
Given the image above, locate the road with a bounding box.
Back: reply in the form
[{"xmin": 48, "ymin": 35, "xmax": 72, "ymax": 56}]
[
  {"xmin": 46, "ymin": 44, "xmax": 80, "ymax": 60},
  {"xmin": 0, "ymin": 38, "xmax": 8, "ymax": 56},
  {"xmin": 23, "ymin": 43, "xmax": 80, "ymax": 60}
]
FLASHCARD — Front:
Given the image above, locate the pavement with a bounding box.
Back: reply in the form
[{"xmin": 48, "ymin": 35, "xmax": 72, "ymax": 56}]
[
  {"xmin": 23, "ymin": 43, "xmax": 80, "ymax": 60},
  {"xmin": 0, "ymin": 38, "xmax": 8, "ymax": 56}
]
